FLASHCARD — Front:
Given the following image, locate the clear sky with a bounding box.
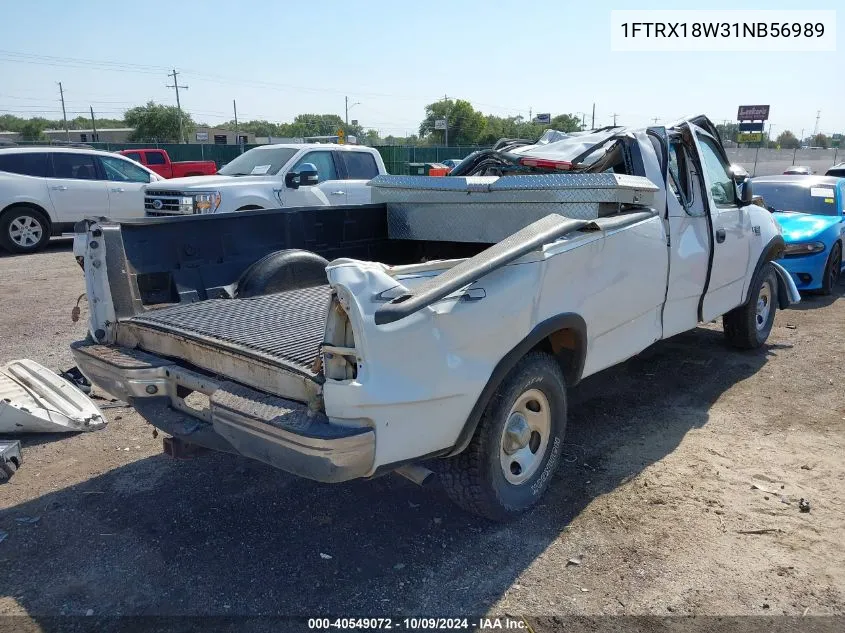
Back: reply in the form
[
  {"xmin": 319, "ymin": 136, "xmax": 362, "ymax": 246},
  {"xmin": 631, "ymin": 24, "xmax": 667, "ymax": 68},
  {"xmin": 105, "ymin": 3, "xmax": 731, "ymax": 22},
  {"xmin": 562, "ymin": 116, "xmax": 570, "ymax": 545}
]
[{"xmin": 0, "ymin": 0, "xmax": 841, "ymax": 138}]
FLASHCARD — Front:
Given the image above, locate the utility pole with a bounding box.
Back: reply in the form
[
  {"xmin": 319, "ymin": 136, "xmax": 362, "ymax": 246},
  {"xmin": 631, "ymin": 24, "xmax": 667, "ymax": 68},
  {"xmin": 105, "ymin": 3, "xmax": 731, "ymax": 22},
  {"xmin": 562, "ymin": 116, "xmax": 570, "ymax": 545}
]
[
  {"xmin": 90, "ymin": 106, "xmax": 97, "ymax": 142},
  {"xmin": 580, "ymin": 113, "xmax": 586, "ymax": 130},
  {"xmin": 652, "ymin": 117, "xmax": 660, "ymax": 124},
  {"xmin": 233, "ymin": 99, "xmax": 239, "ymax": 146},
  {"xmin": 612, "ymin": 113, "xmax": 619, "ymax": 126},
  {"xmin": 166, "ymin": 69, "xmax": 188, "ymax": 143},
  {"xmin": 442, "ymin": 94, "xmax": 449, "ymax": 146},
  {"xmin": 591, "ymin": 103, "xmax": 595, "ymax": 129},
  {"xmin": 812, "ymin": 110, "xmax": 821, "ymax": 140},
  {"xmin": 57, "ymin": 82, "xmax": 69, "ymax": 142}
]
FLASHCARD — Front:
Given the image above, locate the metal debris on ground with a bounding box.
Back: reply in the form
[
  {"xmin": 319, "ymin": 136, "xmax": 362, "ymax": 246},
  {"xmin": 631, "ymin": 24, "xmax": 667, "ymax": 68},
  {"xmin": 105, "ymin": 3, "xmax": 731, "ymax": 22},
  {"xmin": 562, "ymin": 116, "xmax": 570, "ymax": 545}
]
[
  {"xmin": 798, "ymin": 498, "xmax": 811, "ymax": 513},
  {"xmin": 0, "ymin": 439, "xmax": 22, "ymax": 480},
  {"xmin": 0, "ymin": 359, "xmax": 106, "ymax": 433}
]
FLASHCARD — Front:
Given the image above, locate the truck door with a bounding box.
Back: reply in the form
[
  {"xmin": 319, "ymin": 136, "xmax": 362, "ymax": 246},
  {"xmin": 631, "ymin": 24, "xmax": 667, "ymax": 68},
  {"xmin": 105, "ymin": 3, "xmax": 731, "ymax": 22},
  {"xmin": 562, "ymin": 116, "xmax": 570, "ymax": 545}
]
[
  {"xmin": 661, "ymin": 135, "xmax": 711, "ymax": 338},
  {"xmin": 336, "ymin": 150, "xmax": 380, "ymax": 204},
  {"xmin": 689, "ymin": 127, "xmax": 751, "ymax": 321},
  {"xmin": 287, "ymin": 150, "xmax": 343, "ymax": 206}
]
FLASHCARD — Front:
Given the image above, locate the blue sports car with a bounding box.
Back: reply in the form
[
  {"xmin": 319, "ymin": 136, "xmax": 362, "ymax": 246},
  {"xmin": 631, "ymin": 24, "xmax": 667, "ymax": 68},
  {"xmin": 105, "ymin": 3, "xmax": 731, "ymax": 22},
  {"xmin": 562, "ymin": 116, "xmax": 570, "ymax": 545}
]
[{"xmin": 751, "ymin": 175, "xmax": 844, "ymax": 294}]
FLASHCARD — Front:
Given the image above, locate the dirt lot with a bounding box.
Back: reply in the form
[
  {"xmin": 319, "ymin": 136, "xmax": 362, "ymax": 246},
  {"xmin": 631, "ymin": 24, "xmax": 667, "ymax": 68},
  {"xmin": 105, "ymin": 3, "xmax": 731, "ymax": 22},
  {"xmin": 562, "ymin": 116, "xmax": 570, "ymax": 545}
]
[{"xmin": 1, "ymin": 240, "xmax": 843, "ymax": 630}]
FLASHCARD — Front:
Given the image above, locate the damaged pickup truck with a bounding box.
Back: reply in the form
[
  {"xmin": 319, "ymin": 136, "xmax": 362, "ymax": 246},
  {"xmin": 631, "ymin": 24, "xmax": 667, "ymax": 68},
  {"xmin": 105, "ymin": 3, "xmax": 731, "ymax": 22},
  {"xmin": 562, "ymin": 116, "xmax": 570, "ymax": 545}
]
[{"xmin": 71, "ymin": 116, "xmax": 798, "ymax": 520}]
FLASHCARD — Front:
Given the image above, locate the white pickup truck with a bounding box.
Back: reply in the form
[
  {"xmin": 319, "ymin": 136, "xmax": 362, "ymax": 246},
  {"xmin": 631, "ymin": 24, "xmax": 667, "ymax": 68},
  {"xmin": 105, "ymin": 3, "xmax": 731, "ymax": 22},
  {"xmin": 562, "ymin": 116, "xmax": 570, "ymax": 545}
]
[
  {"xmin": 142, "ymin": 143, "xmax": 386, "ymax": 216},
  {"xmin": 71, "ymin": 116, "xmax": 799, "ymax": 520}
]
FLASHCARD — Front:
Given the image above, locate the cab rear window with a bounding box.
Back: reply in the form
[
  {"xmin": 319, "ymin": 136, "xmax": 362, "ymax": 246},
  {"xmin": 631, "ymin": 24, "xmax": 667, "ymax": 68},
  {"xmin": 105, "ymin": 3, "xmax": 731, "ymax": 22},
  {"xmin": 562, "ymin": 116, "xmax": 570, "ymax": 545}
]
[{"xmin": 0, "ymin": 152, "xmax": 49, "ymax": 177}]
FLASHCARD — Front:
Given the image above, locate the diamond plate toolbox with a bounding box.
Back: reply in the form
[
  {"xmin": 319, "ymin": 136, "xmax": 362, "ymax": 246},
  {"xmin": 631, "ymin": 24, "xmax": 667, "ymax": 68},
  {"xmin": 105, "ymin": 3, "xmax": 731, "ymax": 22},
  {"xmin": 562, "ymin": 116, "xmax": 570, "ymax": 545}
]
[{"xmin": 369, "ymin": 173, "xmax": 659, "ymax": 243}]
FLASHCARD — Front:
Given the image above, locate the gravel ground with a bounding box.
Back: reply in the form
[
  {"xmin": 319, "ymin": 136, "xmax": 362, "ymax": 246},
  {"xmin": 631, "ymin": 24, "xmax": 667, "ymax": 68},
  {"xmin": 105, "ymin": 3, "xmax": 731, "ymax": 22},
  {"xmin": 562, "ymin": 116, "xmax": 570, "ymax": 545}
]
[{"xmin": 0, "ymin": 239, "xmax": 843, "ymax": 631}]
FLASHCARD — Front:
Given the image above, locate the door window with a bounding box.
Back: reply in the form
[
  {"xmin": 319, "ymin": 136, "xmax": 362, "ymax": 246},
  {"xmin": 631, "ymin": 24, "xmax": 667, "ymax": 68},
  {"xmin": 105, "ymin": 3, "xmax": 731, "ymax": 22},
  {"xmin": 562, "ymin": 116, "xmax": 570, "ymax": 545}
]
[
  {"xmin": 697, "ymin": 136, "xmax": 736, "ymax": 207},
  {"xmin": 146, "ymin": 152, "xmax": 166, "ymax": 165},
  {"xmin": 123, "ymin": 152, "xmax": 143, "ymax": 163},
  {"xmin": 51, "ymin": 153, "xmax": 102, "ymax": 180},
  {"xmin": 293, "ymin": 151, "xmax": 337, "ymax": 181},
  {"xmin": 99, "ymin": 155, "xmax": 152, "ymax": 182},
  {"xmin": 341, "ymin": 151, "xmax": 379, "ymax": 179},
  {"xmin": 0, "ymin": 152, "xmax": 49, "ymax": 177}
]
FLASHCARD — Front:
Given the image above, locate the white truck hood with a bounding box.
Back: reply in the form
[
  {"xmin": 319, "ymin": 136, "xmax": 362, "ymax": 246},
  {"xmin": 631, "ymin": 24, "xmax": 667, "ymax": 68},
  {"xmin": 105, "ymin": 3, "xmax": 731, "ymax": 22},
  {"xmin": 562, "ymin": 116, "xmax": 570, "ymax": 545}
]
[{"xmin": 150, "ymin": 174, "xmax": 276, "ymax": 190}]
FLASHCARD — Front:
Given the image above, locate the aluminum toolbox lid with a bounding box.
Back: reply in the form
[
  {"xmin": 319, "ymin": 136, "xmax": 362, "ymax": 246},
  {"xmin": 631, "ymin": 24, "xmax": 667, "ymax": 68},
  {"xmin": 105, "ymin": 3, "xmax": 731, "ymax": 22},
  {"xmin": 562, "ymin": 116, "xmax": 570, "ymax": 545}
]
[{"xmin": 369, "ymin": 173, "xmax": 659, "ymax": 206}]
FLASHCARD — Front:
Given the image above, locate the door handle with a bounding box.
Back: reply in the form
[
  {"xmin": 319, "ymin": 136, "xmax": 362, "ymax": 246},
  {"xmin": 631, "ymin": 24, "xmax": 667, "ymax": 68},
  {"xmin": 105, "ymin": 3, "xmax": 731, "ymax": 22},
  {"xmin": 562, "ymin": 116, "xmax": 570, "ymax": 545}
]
[
  {"xmin": 50, "ymin": 185, "xmax": 68, "ymax": 191},
  {"xmin": 110, "ymin": 187, "xmax": 125, "ymax": 193},
  {"xmin": 715, "ymin": 228, "xmax": 726, "ymax": 243},
  {"xmin": 330, "ymin": 190, "xmax": 345, "ymax": 195}
]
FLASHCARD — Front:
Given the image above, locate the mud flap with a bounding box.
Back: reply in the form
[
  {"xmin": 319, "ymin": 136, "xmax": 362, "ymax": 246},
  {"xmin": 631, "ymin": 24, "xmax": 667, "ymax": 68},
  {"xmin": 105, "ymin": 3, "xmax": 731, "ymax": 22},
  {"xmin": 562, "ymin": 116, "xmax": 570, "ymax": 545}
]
[{"xmin": 771, "ymin": 261, "xmax": 801, "ymax": 308}]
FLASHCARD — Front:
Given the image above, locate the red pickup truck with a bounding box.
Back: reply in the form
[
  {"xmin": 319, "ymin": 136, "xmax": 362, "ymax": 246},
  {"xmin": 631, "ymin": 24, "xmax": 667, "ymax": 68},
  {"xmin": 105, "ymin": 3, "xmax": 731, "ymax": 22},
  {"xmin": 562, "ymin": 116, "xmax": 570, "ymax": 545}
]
[{"xmin": 118, "ymin": 149, "xmax": 217, "ymax": 179}]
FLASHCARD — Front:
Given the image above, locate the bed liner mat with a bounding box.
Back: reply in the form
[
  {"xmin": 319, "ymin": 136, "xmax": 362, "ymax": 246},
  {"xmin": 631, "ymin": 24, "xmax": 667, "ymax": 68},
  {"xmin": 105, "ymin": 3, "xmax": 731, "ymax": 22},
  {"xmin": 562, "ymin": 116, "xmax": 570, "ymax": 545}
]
[{"xmin": 123, "ymin": 285, "xmax": 332, "ymax": 377}]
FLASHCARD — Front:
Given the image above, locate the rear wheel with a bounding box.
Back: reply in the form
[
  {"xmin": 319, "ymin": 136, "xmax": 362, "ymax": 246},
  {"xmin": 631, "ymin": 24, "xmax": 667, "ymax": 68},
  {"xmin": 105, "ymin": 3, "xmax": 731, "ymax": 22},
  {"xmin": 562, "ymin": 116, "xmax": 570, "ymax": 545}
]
[
  {"xmin": 438, "ymin": 352, "xmax": 567, "ymax": 521},
  {"xmin": 0, "ymin": 207, "xmax": 51, "ymax": 254},
  {"xmin": 723, "ymin": 262, "xmax": 778, "ymax": 349},
  {"xmin": 820, "ymin": 242, "xmax": 841, "ymax": 296}
]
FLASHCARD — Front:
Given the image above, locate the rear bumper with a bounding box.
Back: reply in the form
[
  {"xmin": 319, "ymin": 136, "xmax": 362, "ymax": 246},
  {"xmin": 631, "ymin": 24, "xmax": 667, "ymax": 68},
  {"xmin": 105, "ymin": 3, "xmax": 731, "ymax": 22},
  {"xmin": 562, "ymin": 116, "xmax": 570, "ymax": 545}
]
[{"xmin": 70, "ymin": 341, "xmax": 375, "ymax": 483}]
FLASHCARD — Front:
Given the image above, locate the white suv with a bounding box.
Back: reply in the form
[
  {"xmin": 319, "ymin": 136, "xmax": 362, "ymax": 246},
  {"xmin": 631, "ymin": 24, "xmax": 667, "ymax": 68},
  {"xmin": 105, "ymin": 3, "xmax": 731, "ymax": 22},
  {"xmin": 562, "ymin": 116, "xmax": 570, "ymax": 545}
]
[{"xmin": 0, "ymin": 147, "xmax": 161, "ymax": 253}]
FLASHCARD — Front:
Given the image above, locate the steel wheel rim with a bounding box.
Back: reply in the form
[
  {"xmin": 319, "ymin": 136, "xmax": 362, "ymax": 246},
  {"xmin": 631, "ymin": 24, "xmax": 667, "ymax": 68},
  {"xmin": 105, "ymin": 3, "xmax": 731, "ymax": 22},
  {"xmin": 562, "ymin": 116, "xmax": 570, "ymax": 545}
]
[
  {"xmin": 8, "ymin": 215, "xmax": 43, "ymax": 248},
  {"xmin": 499, "ymin": 388, "xmax": 551, "ymax": 485},
  {"xmin": 755, "ymin": 280, "xmax": 772, "ymax": 331}
]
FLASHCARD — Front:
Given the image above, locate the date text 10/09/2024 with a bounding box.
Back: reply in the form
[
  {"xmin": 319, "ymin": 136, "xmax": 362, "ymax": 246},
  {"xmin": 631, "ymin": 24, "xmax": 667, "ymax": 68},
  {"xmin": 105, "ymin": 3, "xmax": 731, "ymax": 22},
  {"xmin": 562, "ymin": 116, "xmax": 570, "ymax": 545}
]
[
  {"xmin": 307, "ymin": 617, "xmax": 530, "ymax": 630},
  {"xmin": 620, "ymin": 22, "xmax": 825, "ymax": 38}
]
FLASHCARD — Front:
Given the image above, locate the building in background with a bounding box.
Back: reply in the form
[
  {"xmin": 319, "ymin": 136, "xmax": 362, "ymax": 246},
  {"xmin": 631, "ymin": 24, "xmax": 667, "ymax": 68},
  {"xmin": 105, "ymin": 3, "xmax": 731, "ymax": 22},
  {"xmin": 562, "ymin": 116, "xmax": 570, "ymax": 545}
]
[{"xmin": 193, "ymin": 126, "xmax": 254, "ymax": 145}]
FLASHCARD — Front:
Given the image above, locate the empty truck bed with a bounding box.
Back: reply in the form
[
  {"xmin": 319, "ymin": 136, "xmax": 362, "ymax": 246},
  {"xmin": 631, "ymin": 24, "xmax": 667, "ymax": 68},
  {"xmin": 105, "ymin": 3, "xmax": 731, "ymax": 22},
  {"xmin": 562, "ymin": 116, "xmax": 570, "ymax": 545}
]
[{"xmin": 121, "ymin": 285, "xmax": 331, "ymax": 383}]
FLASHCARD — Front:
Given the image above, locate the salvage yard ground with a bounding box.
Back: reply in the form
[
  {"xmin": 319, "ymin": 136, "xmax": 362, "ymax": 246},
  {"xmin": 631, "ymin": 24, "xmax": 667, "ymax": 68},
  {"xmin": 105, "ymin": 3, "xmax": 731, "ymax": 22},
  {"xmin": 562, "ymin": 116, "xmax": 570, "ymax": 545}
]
[{"xmin": 0, "ymin": 240, "xmax": 843, "ymax": 626}]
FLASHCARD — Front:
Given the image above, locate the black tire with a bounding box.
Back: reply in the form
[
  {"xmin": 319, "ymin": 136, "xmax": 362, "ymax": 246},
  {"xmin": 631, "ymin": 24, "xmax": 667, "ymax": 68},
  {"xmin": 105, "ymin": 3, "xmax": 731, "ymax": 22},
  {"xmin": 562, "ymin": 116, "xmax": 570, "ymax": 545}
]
[
  {"xmin": 820, "ymin": 242, "xmax": 842, "ymax": 296},
  {"xmin": 0, "ymin": 206, "xmax": 51, "ymax": 254},
  {"xmin": 723, "ymin": 262, "xmax": 778, "ymax": 349},
  {"xmin": 438, "ymin": 351, "xmax": 567, "ymax": 521}
]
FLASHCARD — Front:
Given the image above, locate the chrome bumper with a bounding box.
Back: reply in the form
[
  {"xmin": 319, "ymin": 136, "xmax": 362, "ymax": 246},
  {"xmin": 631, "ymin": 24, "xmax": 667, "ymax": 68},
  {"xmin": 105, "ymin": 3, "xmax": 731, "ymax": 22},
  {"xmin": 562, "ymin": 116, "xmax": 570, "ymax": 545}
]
[{"xmin": 70, "ymin": 341, "xmax": 375, "ymax": 483}]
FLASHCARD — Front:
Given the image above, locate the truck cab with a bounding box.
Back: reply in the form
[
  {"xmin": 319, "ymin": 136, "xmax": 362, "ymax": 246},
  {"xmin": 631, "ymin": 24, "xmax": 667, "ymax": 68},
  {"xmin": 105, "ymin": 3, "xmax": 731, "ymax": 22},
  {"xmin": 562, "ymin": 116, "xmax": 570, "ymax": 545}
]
[{"xmin": 119, "ymin": 149, "xmax": 217, "ymax": 179}]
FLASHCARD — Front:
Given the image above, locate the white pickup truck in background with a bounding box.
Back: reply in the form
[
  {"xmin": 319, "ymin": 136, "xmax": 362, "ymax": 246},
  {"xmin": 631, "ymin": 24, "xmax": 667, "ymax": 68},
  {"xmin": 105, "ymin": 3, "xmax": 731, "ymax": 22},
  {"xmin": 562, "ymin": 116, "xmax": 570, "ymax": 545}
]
[
  {"xmin": 72, "ymin": 116, "xmax": 800, "ymax": 520},
  {"xmin": 142, "ymin": 143, "xmax": 387, "ymax": 216}
]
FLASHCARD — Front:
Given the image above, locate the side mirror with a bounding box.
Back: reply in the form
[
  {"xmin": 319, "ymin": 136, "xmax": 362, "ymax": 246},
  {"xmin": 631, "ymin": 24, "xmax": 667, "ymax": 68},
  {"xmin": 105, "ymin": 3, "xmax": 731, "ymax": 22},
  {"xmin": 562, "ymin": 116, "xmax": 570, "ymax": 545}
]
[
  {"xmin": 299, "ymin": 163, "xmax": 319, "ymax": 186},
  {"xmin": 738, "ymin": 178, "xmax": 753, "ymax": 205},
  {"xmin": 284, "ymin": 163, "xmax": 319, "ymax": 189}
]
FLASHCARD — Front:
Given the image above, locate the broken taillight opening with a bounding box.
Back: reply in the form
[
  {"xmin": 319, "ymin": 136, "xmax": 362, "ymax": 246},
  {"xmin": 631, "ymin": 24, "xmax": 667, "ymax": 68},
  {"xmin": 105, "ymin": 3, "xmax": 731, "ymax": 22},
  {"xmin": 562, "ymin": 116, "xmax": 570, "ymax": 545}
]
[{"xmin": 518, "ymin": 157, "xmax": 573, "ymax": 170}]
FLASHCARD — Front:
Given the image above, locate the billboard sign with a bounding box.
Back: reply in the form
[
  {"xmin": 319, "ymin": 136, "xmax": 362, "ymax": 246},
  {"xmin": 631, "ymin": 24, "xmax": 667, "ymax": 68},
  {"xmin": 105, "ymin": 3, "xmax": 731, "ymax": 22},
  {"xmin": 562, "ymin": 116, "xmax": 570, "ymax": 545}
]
[
  {"xmin": 434, "ymin": 119, "xmax": 447, "ymax": 130},
  {"xmin": 737, "ymin": 105, "xmax": 770, "ymax": 121},
  {"xmin": 737, "ymin": 132, "xmax": 763, "ymax": 143},
  {"xmin": 533, "ymin": 113, "xmax": 551, "ymax": 124},
  {"xmin": 738, "ymin": 121, "xmax": 765, "ymax": 132}
]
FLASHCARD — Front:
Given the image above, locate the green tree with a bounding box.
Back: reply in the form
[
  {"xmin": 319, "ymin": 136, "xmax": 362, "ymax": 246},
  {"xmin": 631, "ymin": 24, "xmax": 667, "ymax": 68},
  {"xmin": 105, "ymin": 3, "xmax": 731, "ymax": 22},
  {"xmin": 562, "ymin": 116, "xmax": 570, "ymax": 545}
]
[
  {"xmin": 124, "ymin": 101, "xmax": 195, "ymax": 143},
  {"xmin": 419, "ymin": 99, "xmax": 485, "ymax": 146},
  {"xmin": 549, "ymin": 113, "xmax": 582, "ymax": 133},
  {"xmin": 810, "ymin": 133, "xmax": 829, "ymax": 149},
  {"xmin": 774, "ymin": 130, "xmax": 799, "ymax": 149},
  {"xmin": 716, "ymin": 122, "xmax": 740, "ymax": 144},
  {"xmin": 19, "ymin": 118, "xmax": 47, "ymax": 141}
]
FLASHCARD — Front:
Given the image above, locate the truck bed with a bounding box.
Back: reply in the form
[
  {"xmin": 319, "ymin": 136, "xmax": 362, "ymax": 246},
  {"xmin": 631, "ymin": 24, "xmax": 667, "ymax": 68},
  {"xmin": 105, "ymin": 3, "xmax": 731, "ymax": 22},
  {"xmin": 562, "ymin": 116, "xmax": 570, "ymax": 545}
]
[{"xmin": 123, "ymin": 285, "xmax": 331, "ymax": 378}]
